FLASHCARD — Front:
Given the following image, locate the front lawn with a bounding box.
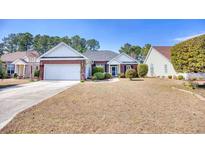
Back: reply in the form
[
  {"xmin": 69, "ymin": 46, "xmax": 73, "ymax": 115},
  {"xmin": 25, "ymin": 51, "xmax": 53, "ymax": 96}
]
[
  {"xmin": 0, "ymin": 79, "xmax": 30, "ymax": 89},
  {"xmin": 1, "ymin": 78, "xmax": 205, "ymax": 133}
]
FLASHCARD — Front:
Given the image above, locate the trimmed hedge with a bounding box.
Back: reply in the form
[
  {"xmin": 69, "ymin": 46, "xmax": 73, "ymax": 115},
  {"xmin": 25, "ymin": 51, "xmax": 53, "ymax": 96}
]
[
  {"xmin": 34, "ymin": 69, "xmax": 40, "ymax": 78},
  {"xmin": 118, "ymin": 73, "xmax": 125, "ymax": 78},
  {"xmin": 105, "ymin": 73, "xmax": 112, "ymax": 79},
  {"xmin": 125, "ymin": 69, "xmax": 136, "ymax": 79},
  {"xmin": 92, "ymin": 66, "xmax": 104, "ymax": 75},
  {"xmin": 171, "ymin": 34, "xmax": 205, "ymax": 73},
  {"xmin": 168, "ymin": 75, "xmax": 172, "ymax": 79},
  {"xmin": 0, "ymin": 60, "xmax": 7, "ymax": 79},
  {"xmin": 137, "ymin": 64, "xmax": 148, "ymax": 77},
  {"xmin": 177, "ymin": 75, "xmax": 184, "ymax": 80},
  {"xmin": 94, "ymin": 72, "xmax": 105, "ymax": 80}
]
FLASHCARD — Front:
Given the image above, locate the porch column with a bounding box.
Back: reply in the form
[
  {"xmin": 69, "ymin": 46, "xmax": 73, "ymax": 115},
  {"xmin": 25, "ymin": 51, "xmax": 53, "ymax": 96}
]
[
  {"xmin": 23, "ymin": 65, "xmax": 25, "ymax": 77},
  {"xmin": 15, "ymin": 65, "xmax": 17, "ymax": 73},
  {"xmin": 118, "ymin": 64, "xmax": 121, "ymax": 74}
]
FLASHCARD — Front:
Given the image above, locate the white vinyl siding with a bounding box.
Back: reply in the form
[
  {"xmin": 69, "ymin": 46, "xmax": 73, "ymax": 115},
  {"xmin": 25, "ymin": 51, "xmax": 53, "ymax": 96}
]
[{"xmin": 144, "ymin": 48, "xmax": 177, "ymax": 77}]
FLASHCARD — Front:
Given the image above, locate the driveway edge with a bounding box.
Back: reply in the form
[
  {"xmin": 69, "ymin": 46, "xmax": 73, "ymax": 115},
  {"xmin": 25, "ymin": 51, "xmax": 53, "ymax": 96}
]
[{"xmin": 0, "ymin": 81, "xmax": 79, "ymax": 130}]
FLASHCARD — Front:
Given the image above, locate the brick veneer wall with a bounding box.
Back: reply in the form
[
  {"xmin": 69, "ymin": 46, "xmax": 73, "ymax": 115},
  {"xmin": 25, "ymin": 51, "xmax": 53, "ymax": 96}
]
[
  {"xmin": 120, "ymin": 64, "xmax": 138, "ymax": 73},
  {"xmin": 92, "ymin": 61, "xmax": 108, "ymax": 73},
  {"xmin": 40, "ymin": 60, "xmax": 86, "ymax": 80}
]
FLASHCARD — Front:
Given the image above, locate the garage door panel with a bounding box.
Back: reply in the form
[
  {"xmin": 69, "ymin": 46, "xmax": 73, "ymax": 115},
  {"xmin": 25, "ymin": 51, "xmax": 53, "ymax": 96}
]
[{"xmin": 44, "ymin": 64, "xmax": 80, "ymax": 80}]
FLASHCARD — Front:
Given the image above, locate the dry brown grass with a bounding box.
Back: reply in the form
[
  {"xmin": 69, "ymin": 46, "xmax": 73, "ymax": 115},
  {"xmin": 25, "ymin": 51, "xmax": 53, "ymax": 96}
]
[
  {"xmin": 0, "ymin": 79, "xmax": 30, "ymax": 89},
  {"xmin": 1, "ymin": 78, "xmax": 205, "ymax": 134}
]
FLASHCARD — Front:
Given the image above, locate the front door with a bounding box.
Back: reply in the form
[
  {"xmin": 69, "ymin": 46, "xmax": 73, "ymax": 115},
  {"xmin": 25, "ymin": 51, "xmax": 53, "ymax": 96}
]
[{"xmin": 111, "ymin": 66, "xmax": 117, "ymax": 76}]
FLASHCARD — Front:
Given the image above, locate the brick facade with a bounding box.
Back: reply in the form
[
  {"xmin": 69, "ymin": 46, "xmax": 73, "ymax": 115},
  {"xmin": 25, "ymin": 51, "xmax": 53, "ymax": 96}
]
[
  {"xmin": 120, "ymin": 64, "xmax": 138, "ymax": 74},
  {"xmin": 92, "ymin": 61, "xmax": 109, "ymax": 73},
  {"xmin": 40, "ymin": 60, "xmax": 86, "ymax": 80}
]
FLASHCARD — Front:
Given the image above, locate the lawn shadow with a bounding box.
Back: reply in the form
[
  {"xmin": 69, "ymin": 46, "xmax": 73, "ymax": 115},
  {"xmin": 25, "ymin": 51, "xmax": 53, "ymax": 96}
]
[
  {"xmin": 198, "ymin": 85, "xmax": 205, "ymax": 89},
  {"xmin": 0, "ymin": 84, "xmax": 19, "ymax": 91}
]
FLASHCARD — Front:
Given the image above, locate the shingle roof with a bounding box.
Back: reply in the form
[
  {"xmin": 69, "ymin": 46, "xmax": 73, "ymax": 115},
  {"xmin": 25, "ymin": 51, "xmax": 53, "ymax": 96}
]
[
  {"xmin": 1, "ymin": 51, "xmax": 39, "ymax": 62},
  {"xmin": 82, "ymin": 50, "xmax": 119, "ymax": 61},
  {"xmin": 152, "ymin": 46, "xmax": 172, "ymax": 60}
]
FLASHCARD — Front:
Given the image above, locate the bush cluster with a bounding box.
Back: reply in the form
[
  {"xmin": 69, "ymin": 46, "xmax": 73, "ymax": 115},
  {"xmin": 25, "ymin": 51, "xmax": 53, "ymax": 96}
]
[
  {"xmin": 92, "ymin": 66, "xmax": 104, "ymax": 75},
  {"xmin": 93, "ymin": 72, "xmax": 105, "ymax": 80},
  {"xmin": 0, "ymin": 61, "xmax": 7, "ymax": 79},
  {"xmin": 137, "ymin": 64, "xmax": 148, "ymax": 78},
  {"xmin": 125, "ymin": 69, "xmax": 137, "ymax": 79},
  {"xmin": 168, "ymin": 75, "xmax": 172, "ymax": 79},
  {"xmin": 34, "ymin": 69, "xmax": 40, "ymax": 78},
  {"xmin": 118, "ymin": 73, "xmax": 125, "ymax": 78},
  {"xmin": 171, "ymin": 34, "xmax": 205, "ymax": 73},
  {"xmin": 177, "ymin": 75, "xmax": 184, "ymax": 80},
  {"xmin": 105, "ymin": 73, "xmax": 112, "ymax": 79}
]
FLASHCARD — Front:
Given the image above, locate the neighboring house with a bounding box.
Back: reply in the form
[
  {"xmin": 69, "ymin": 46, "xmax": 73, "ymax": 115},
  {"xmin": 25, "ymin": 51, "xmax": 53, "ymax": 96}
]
[
  {"xmin": 1, "ymin": 51, "xmax": 39, "ymax": 78},
  {"xmin": 144, "ymin": 46, "xmax": 205, "ymax": 79},
  {"xmin": 144, "ymin": 46, "xmax": 176, "ymax": 77},
  {"xmin": 39, "ymin": 42, "xmax": 138, "ymax": 80}
]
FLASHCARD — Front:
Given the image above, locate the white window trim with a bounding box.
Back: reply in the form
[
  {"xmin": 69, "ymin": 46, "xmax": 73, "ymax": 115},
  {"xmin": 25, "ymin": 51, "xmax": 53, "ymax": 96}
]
[
  {"xmin": 164, "ymin": 64, "xmax": 168, "ymax": 74},
  {"xmin": 126, "ymin": 65, "xmax": 131, "ymax": 70}
]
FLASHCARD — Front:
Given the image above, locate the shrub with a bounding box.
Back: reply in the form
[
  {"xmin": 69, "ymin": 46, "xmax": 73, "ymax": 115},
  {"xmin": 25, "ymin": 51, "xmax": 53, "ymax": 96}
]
[
  {"xmin": 94, "ymin": 72, "xmax": 105, "ymax": 80},
  {"xmin": 125, "ymin": 69, "xmax": 136, "ymax": 79},
  {"xmin": 105, "ymin": 73, "xmax": 112, "ymax": 79},
  {"xmin": 91, "ymin": 76, "xmax": 97, "ymax": 81},
  {"xmin": 92, "ymin": 66, "xmax": 104, "ymax": 75},
  {"xmin": 0, "ymin": 60, "xmax": 7, "ymax": 79},
  {"xmin": 198, "ymin": 77, "xmax": 204, "ymax": 81},
  {"xmin": 118, "ymin": 73, "xmax": 125, "ymax": 78},
  {"xmin": 184, "ymin": 81, "xmax": 198, "ymax": 89},
  {"xmin": 168, "ymin": 75, "xmax": 172, "ymax": 79},
  {"xmin": 190, "ymin": 77, "xmax": 197, "ymax": 81},
  {"xmin": 171, "ymin": 34, "xmax": 205, "ymax": 73},
  {"xmin": 177, "ymin": 75, "xmax": 184, "ymax": 80},
  {"xmin": 137, "ymin": 64, "xmax": 148, "ymax": 78},
  {"xmin": 34, "ymin": 69, "xmax": 40, "ymax": 78},
  {"xmin": 0, "ymin": 69, "xmax": 7, "ymax": 79},
  {"xmin": 14, "ymin": 73, "xmax": 18, "ymax": 78}
]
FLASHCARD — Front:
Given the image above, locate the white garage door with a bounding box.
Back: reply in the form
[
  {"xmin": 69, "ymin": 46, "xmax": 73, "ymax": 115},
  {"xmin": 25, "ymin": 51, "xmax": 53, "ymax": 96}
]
[{"xmin": 44, "ymin": 64, "xmax": 81, "ymax": 80}]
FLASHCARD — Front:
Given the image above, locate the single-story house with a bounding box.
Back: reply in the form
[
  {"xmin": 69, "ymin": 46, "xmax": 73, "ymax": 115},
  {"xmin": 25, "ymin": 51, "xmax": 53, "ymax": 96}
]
[
  {"xmin": 39, "ymin": 42, "xmax": 138, "ymax": 80},
  {"xmin": 83, "ymin": 50, "xmax": 138, "ymax": 76},
  {"xmin": 144, "ymin": 46, "xmax": 205, "ymax": 80},
  {"xmin": 1, "ymin": 51, "xmax": 39, "ymax": 78}
]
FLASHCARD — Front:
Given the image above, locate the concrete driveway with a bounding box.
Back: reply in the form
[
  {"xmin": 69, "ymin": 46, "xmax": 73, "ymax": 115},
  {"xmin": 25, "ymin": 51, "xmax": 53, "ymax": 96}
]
[{"xmin": 0, "ymin": 80, "xmax": 79, "ymax": 129}]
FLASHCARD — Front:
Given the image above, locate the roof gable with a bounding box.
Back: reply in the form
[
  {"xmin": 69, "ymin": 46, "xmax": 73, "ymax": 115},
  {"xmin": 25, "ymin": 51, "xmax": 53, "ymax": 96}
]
[
  {"xmin": 11, "ymin": 58, "xmax": 27, "ymax": 65},
  {"xmin": 82, "ymin": 50, "xmax": 119, "ymax": 61},
  {"xmin": 108, "ymin": 52, "xmax": 138, "ymax": 64},
  {"xmin": 152, "ymin": 46, "xmax": 171, "ymax": 60},
  {"xmin": 1, "ymin": 51, "xmax": 39, "ymax": 62},
  {"xmin": 40, "ymin": 42, "xmax": 87, "ymax": 59},
  {"xmin": 144, "ymin": 46, "xmax": 172, "ymax": 64}
]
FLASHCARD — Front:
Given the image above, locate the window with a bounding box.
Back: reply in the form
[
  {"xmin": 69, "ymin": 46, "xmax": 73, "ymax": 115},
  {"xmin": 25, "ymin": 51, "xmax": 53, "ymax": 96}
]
[
  {"xmin": 96, "ymin": 64, "xmax": 105, "ymax": 71},
  {"xmin": 164, "ymin": 64, "xmax": 168, "ymax": 74},
  {"xmin": 7, "ymin": 64, "xmax": 15, "ymax": 75},
  {"xmin": 150, "ymin": 64, "xmax": 154, "ymax": 76},
  {"xmin": 126, "ymin": 65, "xmax": 131, "ymax": 70}
]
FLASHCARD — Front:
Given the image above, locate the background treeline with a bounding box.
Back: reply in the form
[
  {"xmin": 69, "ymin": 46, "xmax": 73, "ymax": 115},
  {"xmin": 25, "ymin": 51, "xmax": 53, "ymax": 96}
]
[
  {"xmin": 119, "ymin": 43, "xmax": 151, "ymax": 62},
  {"xmin": 0, "ymin": 32, "xmax": 100, "ymax": 54},
  {"xmin": 0, "ymin": 32, "xmax": 151, "ymax": 62}
]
